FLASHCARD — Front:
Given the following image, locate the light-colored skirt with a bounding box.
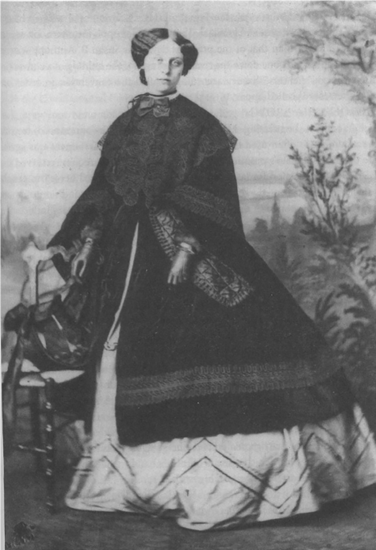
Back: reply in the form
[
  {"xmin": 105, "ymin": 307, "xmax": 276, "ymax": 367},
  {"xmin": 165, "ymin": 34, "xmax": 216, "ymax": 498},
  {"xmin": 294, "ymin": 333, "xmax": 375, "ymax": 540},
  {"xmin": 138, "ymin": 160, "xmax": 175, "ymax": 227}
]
[
  {"xmin": 65, "ymin": 331, "xmax": 376, "ymax": 531},
  {"xmin": 65, "ymin": 224, "xmax": 376, "ymax": 530}
]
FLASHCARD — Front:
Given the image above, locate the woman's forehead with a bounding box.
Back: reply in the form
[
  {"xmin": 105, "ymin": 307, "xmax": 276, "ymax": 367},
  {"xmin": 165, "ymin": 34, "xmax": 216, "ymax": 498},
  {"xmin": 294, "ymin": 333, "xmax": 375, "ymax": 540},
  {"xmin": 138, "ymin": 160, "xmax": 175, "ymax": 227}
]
[{"xmin": 147, "ymin": 39, "xmax": 183, "ymax": 59}]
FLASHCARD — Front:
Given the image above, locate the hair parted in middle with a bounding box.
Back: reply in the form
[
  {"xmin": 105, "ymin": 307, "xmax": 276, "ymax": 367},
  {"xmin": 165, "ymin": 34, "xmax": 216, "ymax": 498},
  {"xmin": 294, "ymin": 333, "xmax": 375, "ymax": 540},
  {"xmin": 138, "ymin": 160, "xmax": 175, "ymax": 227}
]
[{"xmin": 131, "ymin": 28, "xmax": 199, "ymax": 85}]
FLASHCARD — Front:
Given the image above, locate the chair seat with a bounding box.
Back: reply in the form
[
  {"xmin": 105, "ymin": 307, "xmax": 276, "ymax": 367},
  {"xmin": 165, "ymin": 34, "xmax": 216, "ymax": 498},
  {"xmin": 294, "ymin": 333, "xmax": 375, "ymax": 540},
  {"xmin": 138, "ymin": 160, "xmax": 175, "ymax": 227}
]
[
  {"xmin": 2, "ymin": 361, "xmax": 84, "ymax": 386},
  {"xmin": 19, "ymin": 370, "xmax": 85, "ymax": 387},
  {"xmin": 19, "ymin": 373, "xmax": 46, "ymax": 387},
  {"xmin": 2, "ymin": 359, "xmax": 39, "ymax": 375},
  {"xmin": 39, "ymin": 370, "xmax": 84, "ymax": 384}
]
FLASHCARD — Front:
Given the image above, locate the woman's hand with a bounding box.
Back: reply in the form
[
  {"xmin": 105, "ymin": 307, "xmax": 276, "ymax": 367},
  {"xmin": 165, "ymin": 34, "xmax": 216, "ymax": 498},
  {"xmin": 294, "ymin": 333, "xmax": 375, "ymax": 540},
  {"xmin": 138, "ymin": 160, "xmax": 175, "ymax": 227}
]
[
  {"xmin": 71, "ymin": 238, "xmax": 94, "ymax": 279},
  {"xmin": 168, "ymin": 249, "xmax": 192, "ymax": 285}
]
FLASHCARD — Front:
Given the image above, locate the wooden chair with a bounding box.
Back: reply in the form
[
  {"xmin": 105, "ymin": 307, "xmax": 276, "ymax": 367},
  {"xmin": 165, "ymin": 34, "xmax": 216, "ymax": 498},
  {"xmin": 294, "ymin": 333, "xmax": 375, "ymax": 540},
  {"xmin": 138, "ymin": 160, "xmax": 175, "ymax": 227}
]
[{"xmin": 2, "ymin": 243, "xmax": 86, "ymax": 513}]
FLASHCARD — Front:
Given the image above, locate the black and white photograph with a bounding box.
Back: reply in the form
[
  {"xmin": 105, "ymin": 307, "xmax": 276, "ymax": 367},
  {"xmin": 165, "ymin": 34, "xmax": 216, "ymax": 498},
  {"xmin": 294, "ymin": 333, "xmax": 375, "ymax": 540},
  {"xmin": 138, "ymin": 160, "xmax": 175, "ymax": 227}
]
[{"xmin": 2, "ymin": 1, "xmax": 376, "ymax": 549}]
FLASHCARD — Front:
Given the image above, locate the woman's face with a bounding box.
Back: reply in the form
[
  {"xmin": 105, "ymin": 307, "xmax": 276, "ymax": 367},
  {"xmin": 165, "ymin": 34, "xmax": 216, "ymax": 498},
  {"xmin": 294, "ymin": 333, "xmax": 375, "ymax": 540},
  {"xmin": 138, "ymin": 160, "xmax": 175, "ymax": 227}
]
[{"xmin": 143, "ymin": 38, "xmax": 184, "ymax": 95}]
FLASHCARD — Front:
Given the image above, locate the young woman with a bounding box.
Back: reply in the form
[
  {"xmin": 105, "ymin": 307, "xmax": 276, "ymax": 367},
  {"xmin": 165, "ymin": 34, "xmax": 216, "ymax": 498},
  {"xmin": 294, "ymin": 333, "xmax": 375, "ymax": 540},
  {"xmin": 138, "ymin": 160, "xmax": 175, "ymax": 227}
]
[{"xmin": 50, "ymin": 28, "xmax": 376, "ymax": 530}]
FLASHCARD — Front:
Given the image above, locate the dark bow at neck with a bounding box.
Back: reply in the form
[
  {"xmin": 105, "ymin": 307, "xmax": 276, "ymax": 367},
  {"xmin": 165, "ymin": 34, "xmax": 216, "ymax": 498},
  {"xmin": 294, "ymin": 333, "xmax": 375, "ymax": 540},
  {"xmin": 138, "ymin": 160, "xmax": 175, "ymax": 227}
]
[{"xmin": 133, "ymin": 94, "xmax": 171, "ymax": 118}]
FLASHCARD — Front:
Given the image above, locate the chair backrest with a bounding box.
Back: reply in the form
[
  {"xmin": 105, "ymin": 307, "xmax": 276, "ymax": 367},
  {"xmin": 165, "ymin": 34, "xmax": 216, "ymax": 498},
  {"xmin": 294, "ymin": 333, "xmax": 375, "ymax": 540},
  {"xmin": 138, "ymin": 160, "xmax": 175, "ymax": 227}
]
[{"xmin": 21, "ymin": 242, "xmax": 76, "ymax": 305}]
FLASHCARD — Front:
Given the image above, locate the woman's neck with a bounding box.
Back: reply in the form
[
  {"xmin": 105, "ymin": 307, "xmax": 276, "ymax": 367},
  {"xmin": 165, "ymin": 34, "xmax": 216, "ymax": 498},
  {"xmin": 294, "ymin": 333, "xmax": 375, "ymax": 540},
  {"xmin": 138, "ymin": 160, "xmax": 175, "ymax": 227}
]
[{"xmin": 145, "ymin": 89, "xmax": 179, "ymax": 98}]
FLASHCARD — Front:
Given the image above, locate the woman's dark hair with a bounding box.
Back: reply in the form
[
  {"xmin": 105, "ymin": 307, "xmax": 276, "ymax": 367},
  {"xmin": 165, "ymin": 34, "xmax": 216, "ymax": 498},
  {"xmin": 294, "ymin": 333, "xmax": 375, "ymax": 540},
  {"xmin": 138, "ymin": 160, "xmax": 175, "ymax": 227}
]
[{"xmin": 131, "ymin": 28, "xmax": 198, "ymax": 85}]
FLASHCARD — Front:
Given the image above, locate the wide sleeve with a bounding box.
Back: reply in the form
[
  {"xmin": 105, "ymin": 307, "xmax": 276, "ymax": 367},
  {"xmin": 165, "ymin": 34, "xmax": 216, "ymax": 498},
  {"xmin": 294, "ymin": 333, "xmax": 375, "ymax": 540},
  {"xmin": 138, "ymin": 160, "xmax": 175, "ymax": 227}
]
[
  {"xmin": 48, "ymin": 155, "xmax": 121, "ymax": 280},
  {"xmin": 164, "ymin": 141, "xmax": 249, "ymax": 273},
  {"xmin": 166, "ymin": 116, "xmax": 244, "ymax": 238}
]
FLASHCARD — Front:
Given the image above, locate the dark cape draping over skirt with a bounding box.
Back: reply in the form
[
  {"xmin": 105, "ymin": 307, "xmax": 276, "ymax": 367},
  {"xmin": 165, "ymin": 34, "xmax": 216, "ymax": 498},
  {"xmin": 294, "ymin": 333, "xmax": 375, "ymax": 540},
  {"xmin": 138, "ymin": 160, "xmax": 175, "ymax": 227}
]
[{"xmin": 49, "ymin": 95, "xmax": 355, "ymax": 446}]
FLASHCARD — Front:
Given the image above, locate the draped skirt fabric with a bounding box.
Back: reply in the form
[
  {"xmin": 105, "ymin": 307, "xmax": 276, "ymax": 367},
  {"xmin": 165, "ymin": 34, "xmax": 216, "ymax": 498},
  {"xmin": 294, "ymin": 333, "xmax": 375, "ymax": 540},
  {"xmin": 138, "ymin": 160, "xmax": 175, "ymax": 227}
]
[
  {"xmin": 65, "ymin": 221, "xmax": 376, "ymax": 530},
  {"xmin": 66, "ymin": 394, "xmax": 376, "ymax": 531}
]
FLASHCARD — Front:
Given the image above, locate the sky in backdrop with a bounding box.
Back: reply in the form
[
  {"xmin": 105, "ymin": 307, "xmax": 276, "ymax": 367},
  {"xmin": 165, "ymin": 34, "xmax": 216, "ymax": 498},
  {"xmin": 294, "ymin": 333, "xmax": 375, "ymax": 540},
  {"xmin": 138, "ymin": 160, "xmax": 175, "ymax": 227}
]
[{"xmin": 2, "ymin": 1, "xmax": 375, "ymax": 235}]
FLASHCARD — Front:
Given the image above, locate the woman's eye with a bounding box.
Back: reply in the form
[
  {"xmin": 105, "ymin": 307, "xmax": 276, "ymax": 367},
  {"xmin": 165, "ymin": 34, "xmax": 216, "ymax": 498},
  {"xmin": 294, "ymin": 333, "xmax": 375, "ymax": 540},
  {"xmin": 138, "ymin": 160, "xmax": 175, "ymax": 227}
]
[{"xmin": 172, "ymin": 60, "xmax": 183, "ymax": 66}]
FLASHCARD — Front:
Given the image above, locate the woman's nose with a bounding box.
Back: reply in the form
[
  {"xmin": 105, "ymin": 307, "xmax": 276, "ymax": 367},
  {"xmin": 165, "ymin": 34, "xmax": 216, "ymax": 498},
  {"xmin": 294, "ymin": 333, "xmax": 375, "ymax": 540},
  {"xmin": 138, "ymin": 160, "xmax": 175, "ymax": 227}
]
[{"xmin": 160, "ymin": 62, "xmax": 171, "ymax": 75}]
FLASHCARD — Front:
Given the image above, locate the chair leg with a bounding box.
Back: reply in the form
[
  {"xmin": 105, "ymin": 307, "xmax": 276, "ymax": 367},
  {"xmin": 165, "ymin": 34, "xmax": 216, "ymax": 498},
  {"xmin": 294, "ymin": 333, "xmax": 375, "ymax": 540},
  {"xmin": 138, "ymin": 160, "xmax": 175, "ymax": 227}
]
[
  {"xmin": 44, "ymin": 378, "xmax": 56, "ymax": 513},
  {"xmin": 3, "ymin": 335, "xmax": 25, "ymax": 455},
  {"xmin": 29, "ymin": 387, "xmax": 43, "ymax": 472}
]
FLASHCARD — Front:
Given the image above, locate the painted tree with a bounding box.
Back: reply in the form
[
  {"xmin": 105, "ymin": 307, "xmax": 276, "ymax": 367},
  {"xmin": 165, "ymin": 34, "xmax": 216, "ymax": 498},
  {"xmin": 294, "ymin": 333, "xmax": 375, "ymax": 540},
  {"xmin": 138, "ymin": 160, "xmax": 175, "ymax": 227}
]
[
  {"xmin": 290, "ymin": 113, "xmax": 376, "ymax": 406},
  {"xmin": 286, "ymin": 1, "xmax": 376, "ymax": 178},
  {"xmin": 289, "ymin": 111, "xmax": 359, "ymax": 258}
]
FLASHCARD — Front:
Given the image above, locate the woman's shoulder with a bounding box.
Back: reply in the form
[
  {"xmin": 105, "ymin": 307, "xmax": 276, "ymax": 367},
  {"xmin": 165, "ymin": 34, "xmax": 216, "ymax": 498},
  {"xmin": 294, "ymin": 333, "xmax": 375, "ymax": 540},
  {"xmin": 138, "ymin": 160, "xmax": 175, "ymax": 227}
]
[
  {"xmin": 174, "ymin": 95, "xmax": 220, "ymax": 127},
  {"xmin": 176, "ymin": 96, "xmax": 237, "ymax": 152},
  {"xmin": 97, "ymin": 106, "xmax": 134, "ymax": 150},
  {"xmin": 110, "ymin": 107, "xmax": 134, "ymax": 128}
]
